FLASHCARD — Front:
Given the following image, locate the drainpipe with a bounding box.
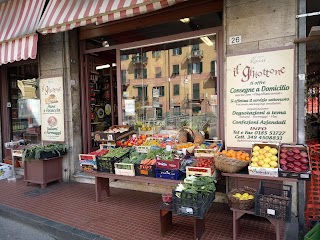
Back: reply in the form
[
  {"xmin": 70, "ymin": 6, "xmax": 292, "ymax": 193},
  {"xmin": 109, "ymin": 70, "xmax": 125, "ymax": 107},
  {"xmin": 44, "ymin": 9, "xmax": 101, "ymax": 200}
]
[{"xmin": 297, "ymin": 0, "xmax": 307, "ymax": 235}]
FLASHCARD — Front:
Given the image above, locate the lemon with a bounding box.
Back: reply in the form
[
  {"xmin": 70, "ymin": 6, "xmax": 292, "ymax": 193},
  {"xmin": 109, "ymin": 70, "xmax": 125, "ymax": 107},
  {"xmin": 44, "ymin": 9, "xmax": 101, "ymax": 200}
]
[
  {"xmin": 270, "ymin": 155, "xmax": 278, "ymax": 161},
  {"xmin": 262, "ymin": 163, "xmax": 271, "ymax": 168},
  {"xmin": 240, "ymin": 195, "xmax": 248, "ymax": 200},
  {"xmin": 251, "ymin": 156, "xmax": 258, "ymax": 162},
  {"xmin": 257, "ymin": 154, "xmax": 265, "ymax": 160},
  {"xmin": 252, "ymin": 151, "xmax": 259, "ymax": 156},
  {"xmin": 269, "ymin": 148, "xmax": 278, "ymax": 155},
  {"xmin": 242, "ymin": 193, "xmax": 249, "ymax": 197},
  {"xmin": 248, "ymin": 195, "xmax": 254, "ymax": 199},
  {"xmin": 253, "ymin": 146, "xmax": 260, "ymax": 152},
  {"xmin": 264, "ymin": 146, "xmax": 271, "ymax": 151},
  {"xmin": 234, "ymin": 193, "xmax": 241, "ymax": 198},
  {"xmin": 265, "ymin": 152, "xmax": 273, "ymax": 158},
  {"xmin": 269, "ymin": 161, "xmax": 278, "ymax": 168},
  {"xmin": 259, "ymin": 149, "xmax": 266, "ymax": 154},
  {"xmin": 263, "ymin": 157, "xmax": 271, "ymax": 163},
  {"xmin": 250, "ymin": 162, "xmax": 258, "ymax": 167}
]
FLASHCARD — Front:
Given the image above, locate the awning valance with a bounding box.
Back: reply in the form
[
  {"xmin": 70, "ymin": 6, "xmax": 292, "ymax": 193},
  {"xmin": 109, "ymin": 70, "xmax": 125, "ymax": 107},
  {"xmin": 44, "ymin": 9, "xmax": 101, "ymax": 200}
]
[
  {"xmin": 0, "ymin": 0, "xmax": 45, "ymax": 65},
  {"xmin": 38, "ymin": 0, "xmax": 186, "ymax": 34}
]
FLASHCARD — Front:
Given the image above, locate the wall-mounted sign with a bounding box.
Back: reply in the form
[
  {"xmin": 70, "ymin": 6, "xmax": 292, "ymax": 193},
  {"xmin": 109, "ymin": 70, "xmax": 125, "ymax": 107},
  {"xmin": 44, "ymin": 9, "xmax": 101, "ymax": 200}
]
[
  {"xmin": 226, "ymin": 48, "xmax": 295, "ymax": 148},
  {"xmin": 229, "ymin": 35, "xmax": 242, "ymax": 45},
  {"xmin": 40, "ymin": 77, "xmax": 65, "ymax": 141}
]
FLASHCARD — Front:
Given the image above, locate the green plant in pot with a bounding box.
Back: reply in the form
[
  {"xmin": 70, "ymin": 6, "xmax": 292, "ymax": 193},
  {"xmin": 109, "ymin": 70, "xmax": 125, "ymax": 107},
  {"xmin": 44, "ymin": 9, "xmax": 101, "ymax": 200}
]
[{"xmin": 22, "ymin": 143, "xmax": 68, "ymax": 163}]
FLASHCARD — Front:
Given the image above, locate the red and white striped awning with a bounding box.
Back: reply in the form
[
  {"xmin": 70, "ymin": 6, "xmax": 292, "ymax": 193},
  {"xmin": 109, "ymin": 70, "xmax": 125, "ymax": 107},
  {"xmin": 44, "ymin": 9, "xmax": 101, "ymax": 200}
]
[
  {"xmin": 38, "ymin": 0, "xmax": 186, "ymax": 34},
  {"xmin": 0, "ymin": 0, "xmax": 45, "ymax": 65}
]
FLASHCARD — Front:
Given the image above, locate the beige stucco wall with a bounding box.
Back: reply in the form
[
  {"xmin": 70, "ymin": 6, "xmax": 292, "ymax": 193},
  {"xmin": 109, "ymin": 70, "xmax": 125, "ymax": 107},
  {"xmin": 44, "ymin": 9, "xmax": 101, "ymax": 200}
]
[{"xmin": 224, "ymin": 0, "xmax": 298, "ymax": 215}]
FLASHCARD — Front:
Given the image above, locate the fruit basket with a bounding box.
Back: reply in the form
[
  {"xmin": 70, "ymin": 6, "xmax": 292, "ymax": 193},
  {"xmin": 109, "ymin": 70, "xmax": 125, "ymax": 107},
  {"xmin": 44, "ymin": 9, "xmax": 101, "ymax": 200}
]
[
  {"xmin": 227, "ymin": 186, "xmax": 257, "ymax": 210},
  {"xmin": 214, "ymin": 153, "xmax": 249, "ymax": 173}
]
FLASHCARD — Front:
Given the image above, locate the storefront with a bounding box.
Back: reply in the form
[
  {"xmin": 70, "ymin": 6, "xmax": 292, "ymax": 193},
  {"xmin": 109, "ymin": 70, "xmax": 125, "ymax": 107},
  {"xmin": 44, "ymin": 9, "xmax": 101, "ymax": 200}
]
[{"xmin": 0, "ymin": 0, "xmax": 46, "ymax": 159}]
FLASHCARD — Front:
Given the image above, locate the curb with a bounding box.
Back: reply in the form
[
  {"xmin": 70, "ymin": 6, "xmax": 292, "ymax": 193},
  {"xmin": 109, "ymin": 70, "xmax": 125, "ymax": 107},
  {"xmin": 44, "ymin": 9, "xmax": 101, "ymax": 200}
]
[{"xmin": 0, "ymin": 204, "xmax": 111, "ymax": 240}]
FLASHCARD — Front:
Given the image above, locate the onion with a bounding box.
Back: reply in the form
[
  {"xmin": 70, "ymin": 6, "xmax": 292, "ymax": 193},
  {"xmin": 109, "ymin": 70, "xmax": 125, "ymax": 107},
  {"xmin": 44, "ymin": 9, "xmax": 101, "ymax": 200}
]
[
  {"xmin": 287, "ymin": 163, "xmax": 294, "ymax": 169},
  {"xmin": 281, "ymin": 165, "xmax": 288, "ymax": 171},
  {"xmin": 286, "ymin": 151, "xmax": 294, "ymax": 156},
  {"xmin": 286, "ymin": 157, "xmax": 295, "ymax": 162},
  {"xmin": 300, "ymin": 151, "xmax": 308, "ymax": 158},
  {"xmin": 293, "ymin": 166, "xmax": 302, "ymax": 172},
  {"xmin": 280, "ymin": 159, "xmax": 287, "ymax": 165},
  {"xmin": 300, "ymin": 157, "xmax": 309, "ymax": 164},
  {"xmin": 293, "ymin": 154, "xmax": 301, "ymax": 160},
  {"xmin": 280, "ymin": 153, "xmax": 288, "ymax": 159},
  {"xmin": 281, "ymin": 148, "xmax": 288, "ymax": 153},
  {"xmin": 293, "ymin": 161, "xmax": 301, "ymax": 166},
  {"xmin": 301, "ymin": 165, "xmax": 309, "ymax": 171}
]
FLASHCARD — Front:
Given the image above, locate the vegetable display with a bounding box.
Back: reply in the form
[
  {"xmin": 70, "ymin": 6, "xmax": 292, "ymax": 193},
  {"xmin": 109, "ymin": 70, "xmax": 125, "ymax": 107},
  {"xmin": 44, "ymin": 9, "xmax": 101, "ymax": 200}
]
[{"xmin": 279, "ymin": 147, "xmax": 309, "ymax": 172}]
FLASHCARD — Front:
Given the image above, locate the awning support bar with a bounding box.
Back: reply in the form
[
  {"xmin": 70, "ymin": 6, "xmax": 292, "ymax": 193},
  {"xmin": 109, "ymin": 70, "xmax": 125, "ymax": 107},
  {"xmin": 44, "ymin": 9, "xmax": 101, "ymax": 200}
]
[{"xmin": 296, "ymin": 11, "xmax": 320, "ymax": 18}]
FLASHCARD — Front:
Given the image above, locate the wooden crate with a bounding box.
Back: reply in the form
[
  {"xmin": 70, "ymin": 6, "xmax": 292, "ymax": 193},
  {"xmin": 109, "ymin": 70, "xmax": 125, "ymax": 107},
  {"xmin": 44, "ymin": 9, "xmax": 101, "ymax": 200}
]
[
  {"xmin": 186, "ymin": 166, "xmax": 214, "ymax": 177},
  {"xmin": 194, "ymin": 140, "xmax": 223, "ymax": 157},
  {"xmin": 78, "ymin": 154, "xmax": 97, "ymax": 168},
  {"xmin": 114, "ymin": 163, "xmax": 135, "ymax": 176}
]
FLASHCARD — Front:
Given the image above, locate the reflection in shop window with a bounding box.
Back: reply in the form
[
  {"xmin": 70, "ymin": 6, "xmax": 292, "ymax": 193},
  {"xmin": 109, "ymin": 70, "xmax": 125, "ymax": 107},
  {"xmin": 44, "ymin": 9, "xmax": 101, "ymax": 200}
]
[
  {"xmin": 134, "ymin": 68, "xmax": 147, "ymax": 79},
  {"xmin": 136, "ymin": 86, "xmax": 148, "ymax": 101},
  {"xmin": 211, "ymin": 60, "xmax": 217, "ymax": 77},
  {"xmin": 152, "ymin": 50, "xmax": 161, "ymax": 58},
  {"xmin": 155, "ymin": 67, "xmax": 162, "ymax": 78},
  {"xmin": 172, "ymin": 47, "xmax": 182, "ymax": 56},
  {"xmin": 153, "ymin": 86, "xmax": 165, "ymax": 97},
  {"xmin": 121, "ymin": 70, "xmax": 127, "ymax": 83},
  {"xmin": 173, "ymin": 84, "xmax": 180, "ymax": 95},
  {"xmin": 192, "ymin": 44, "xmax": 200, "ymax": 51},
  {"xmin": 172, "ymin": 64, "xmax": 179, "ymax": 75},
  {"xmin": 156, "ymin": 107, "xmax": 163, "ymax": 119},
  {"xmin": 120, "ymin": 54, "xmax": 129, "ymax": 60},
  {"xmin": 192, "ymin": 106, "xmax": 201, "ymax": 114},
  {"xmin": 188, "ymin": 62, "xmax": 203, "ymax": 74},
  {"xmin": 173, "ymin": 106, "xmax": 180, "ymax": 115},
  {"xmin": 193, "ymin": 83, "xmax": 200, "ymax": 100}
]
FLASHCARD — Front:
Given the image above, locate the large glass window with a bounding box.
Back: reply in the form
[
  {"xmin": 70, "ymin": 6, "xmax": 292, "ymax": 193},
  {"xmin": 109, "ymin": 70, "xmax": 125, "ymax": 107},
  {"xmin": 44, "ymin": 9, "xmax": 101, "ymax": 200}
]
[
  {"xmin": 121, "ymin": 34, "xmax": 218, "ymax": 137},
  {"xmin": 8, "ymin": 63, "xmax": 41, "ymax": 144}
]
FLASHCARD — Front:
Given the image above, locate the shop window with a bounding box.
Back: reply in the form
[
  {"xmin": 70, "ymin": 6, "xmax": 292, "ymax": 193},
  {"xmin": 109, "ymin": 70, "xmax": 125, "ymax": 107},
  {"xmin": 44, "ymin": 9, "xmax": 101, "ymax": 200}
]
[
  {"xmin": 172, "ymin": 47, "xmax": 182, "ymax": 56},
  {"xmin": 211, "ymin": 60, "xmax": 217, "ymax": 77},
  {"xmin": 155, "ymin": 67, "xmax": 162, "ymax": 78},
  {"xmin": 173, "ymin": 106, "xmax": 181, "ymax": 115},
  {"xmin": 121, "ymin": 70, "xmax": 127, "ymax": 83},
  {"xmin": 152, "ymin": 50, "xmax": 161, "ymax": 58},
  {"xmin": 188, "ymin": 62, "xmax": 203, "ymax": 74},
  {"xmin": 153, "ymin": 86, "xmax": 165, "ymax": 97},
  {"xmin": 173, "ymin": 84, "xmax": 180, "ymax": 96},
  {"xmin": 7, "ymin": 63, "xmax": 41, "ymax": 144},
  {"xmin": 134, "ymin": 68, "xmax": 147, "ymax": 79},
  {"xmin": 193, "ymin": 83, "xmax": 200, "ymax": 99},
  {"xmin": 120, "ymin": 54, "xmax": 129, "ymax": 60},
  {"xmin": 172, "ymin": 64, "xmax": 179, "ymax": 75}
]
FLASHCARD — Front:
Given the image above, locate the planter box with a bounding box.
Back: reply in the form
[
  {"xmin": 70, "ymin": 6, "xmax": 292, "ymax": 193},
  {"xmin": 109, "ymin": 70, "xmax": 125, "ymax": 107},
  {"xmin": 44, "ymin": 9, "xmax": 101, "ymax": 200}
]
[{"xmin": 24, "ymin": 157, "xmax": 63, "ymax": 189}]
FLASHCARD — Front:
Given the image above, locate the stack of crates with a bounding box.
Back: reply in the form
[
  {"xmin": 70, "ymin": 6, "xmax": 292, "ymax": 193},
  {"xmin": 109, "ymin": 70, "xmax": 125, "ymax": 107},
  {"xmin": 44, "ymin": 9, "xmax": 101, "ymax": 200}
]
[
  {"xmin": 305, "ymin": 144, "xmax": 320, "ymax": 229},
  {"xmin": 155, "ymin": 157, "xmax": 183, "ymax": 180}
]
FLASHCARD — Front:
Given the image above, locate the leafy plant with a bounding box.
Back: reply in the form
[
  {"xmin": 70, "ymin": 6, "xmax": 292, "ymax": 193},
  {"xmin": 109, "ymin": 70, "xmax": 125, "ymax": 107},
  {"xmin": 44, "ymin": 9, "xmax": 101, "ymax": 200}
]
[{"xmin": 22, "ymin": 143, "xmax": 68, "ymax": 163}]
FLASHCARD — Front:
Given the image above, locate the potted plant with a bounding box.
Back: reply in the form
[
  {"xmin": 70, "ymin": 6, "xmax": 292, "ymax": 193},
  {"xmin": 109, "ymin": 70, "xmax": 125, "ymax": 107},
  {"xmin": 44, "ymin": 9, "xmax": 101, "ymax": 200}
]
[{"xmin": 22, "ymin": 143, "xmax": 68, "ymax": 189}]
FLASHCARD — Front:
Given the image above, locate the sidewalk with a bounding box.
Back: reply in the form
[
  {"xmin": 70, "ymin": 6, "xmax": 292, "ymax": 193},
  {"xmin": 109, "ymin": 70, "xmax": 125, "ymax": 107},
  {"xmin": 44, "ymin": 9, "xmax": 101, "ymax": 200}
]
[{"xmin": 0, "ymin": 179, "xmax": 286, "ymax": 240}]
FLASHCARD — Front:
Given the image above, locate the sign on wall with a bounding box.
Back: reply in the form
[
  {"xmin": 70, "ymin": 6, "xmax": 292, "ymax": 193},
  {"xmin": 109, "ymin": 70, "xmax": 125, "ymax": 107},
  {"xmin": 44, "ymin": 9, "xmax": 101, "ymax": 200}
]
[
  {"xmin": 226, "ymin": 48, "xmax": 295, "ymax": 148},
  {"xmin": 40, "ymin": 77, "xmax": 65, "ymax": 141}
]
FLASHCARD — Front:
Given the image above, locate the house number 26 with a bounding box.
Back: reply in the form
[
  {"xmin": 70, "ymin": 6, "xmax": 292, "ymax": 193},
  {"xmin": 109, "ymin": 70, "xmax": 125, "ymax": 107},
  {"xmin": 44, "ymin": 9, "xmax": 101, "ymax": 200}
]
[{"xmin": 229, "ymin": 36, "xmax": 241, "ymax": 45}]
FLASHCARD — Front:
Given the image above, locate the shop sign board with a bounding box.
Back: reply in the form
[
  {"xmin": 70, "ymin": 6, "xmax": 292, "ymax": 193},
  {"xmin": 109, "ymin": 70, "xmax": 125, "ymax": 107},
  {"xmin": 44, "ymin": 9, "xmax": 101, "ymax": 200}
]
[
  {"xmin": 226, "ymin": 48, "xmax": 295, "ymax": 148},
  {"xmin": 40, "ymin": 77, "xmax": 65, "ymax": 141}
]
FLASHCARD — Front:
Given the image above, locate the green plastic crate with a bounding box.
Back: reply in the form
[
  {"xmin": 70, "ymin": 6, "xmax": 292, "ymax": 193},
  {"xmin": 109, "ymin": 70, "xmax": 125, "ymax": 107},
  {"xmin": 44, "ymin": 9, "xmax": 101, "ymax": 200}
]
[{"xmin": 305, "ymin": 223, "xmax": 320, "ymax": 240}]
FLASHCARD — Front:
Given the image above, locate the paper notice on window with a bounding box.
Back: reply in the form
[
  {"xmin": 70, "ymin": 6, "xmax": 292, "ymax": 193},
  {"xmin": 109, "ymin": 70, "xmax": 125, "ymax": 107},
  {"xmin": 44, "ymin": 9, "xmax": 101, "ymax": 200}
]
[{"xmin": 124, "ymin": 99, "xmax": 135, "ymax": 116}]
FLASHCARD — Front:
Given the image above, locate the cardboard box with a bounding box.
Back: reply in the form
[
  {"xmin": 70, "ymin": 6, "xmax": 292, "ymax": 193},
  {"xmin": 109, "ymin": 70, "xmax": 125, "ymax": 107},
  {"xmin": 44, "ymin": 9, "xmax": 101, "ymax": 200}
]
[
  {"xmin": 248, "ymin": 142, "xmax": 279, "ymax": 177},
  {"xmin": 278, "ymin": 144, "xmax": 311, "ymax": 180},
  {"xmin": 0, "ymin": 163, "xmax": 12, "ymax": 180}
]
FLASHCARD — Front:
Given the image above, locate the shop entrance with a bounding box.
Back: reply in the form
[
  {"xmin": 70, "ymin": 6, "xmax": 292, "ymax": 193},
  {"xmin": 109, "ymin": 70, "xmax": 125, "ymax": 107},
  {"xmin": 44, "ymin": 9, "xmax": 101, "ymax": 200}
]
[{"xmin": 83, "ymin": 50, "xmax": 117, "ymax": 152}]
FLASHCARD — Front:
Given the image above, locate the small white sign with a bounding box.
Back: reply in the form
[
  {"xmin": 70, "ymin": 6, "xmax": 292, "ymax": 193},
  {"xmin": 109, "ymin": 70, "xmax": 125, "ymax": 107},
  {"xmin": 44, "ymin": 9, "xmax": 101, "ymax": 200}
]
[
  {"xmin": 229, "ymin": 35, "xmax": 242, "ymax": 45},
  {"xmin": 267, "ymin": 209, "xmax": 276, "ymax": 215}
]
